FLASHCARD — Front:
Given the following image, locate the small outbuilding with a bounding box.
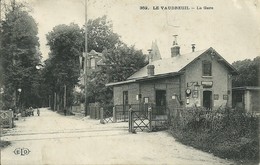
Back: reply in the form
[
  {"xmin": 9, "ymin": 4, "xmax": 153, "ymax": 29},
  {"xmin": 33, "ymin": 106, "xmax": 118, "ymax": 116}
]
[{"xmin": 232, "ymin": 86, "xmax": 260, "ymax": 114}]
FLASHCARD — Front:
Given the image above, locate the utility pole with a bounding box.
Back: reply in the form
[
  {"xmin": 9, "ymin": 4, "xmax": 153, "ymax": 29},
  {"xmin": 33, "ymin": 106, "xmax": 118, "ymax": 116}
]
[
  {"xmin": 0, "ymin": 0, "xmax": 2, "ymax": 60},
  {"xmin": 0, "ymin": 0, "xmax": 2, "ymax": 24},
  {"xmin": 84, "ymin": 0, "xmax": 88, "ymax": 116},
  {"xmin": 64, "ymin": 84, "xmax": 66, "ymax": 115}
]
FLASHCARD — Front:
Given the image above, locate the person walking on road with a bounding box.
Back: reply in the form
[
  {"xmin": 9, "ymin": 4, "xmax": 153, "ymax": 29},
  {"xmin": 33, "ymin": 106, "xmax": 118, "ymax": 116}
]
[{"xmin": 37, "ymin": 108, "xmax": 40, "ymax": 116}]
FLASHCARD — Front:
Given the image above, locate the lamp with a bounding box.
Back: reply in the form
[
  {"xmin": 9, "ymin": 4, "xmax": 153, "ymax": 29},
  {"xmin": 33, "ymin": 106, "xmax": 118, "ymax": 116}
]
[
  {"xmin": 17, "ymin": 88, "xmax": 22, "ymax": 113},
  {"xmin": 36, "ymin": 64, "xmax": 43, "ymax": 70}
]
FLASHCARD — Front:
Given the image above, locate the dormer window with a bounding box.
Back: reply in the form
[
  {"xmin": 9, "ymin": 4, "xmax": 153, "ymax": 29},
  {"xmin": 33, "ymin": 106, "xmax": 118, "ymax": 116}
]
[{"xmin": 202, "ymin": 60, "xmax": 212, "ymax": 76}]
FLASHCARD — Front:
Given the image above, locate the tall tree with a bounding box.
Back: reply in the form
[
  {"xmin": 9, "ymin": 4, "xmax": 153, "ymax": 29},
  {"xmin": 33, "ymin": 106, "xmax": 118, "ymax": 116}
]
[
  {"xmin": 1, "ymin": 2, "xmax": 41, "ymax": 109},
  {"xmin": 87, "ymin": 45, "xmax": 147, "ymax": 104},
  {"xmin": 45, "ymin": 23, "xmax": 84, "ymax": 110},
  {"xmin": 87, "ymin": 15, "xmax": 121, "ymax": 52},
  {"xmin": 232, "ymin": 56, "xmax": 260, "ymax": 87}
]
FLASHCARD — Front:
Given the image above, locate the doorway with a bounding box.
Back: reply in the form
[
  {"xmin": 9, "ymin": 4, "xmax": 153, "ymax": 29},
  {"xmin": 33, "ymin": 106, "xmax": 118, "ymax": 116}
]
[
  {"xmin": 155, "ymin": 90, "xmax": 166, "ymax": 115},
  {"xmin": 203, "ymin": 91, "xmax": 212, "ymax": 109},
  {"xmin": 123, "ymin": 91, "xmax": 128, "ymax": 112}
]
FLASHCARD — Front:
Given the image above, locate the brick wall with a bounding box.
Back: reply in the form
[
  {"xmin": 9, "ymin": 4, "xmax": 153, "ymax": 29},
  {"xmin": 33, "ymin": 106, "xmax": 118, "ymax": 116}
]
[{"xmin": 112, "ymin": 76, "xmax": 182, "ymax": 110}]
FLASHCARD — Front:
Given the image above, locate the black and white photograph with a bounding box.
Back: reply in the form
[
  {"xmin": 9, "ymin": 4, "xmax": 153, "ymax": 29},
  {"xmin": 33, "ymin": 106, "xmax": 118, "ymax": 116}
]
[{"xmin": 0, "ymin": 0, "xmax": 259, "ymax": 164}]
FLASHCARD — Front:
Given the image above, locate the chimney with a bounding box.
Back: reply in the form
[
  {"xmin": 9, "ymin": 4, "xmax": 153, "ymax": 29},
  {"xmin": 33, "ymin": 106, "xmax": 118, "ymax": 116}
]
[
  {"xmin": 192, "ymin": 44, "xmax": 195, "ymax": 52},
  {"xmin": 147, "ymin": 65, "xmax": 155, "ymax": 76},
  {"xmin": 171, "ymin": 35, "xmax": 180, "ymax": 57}
]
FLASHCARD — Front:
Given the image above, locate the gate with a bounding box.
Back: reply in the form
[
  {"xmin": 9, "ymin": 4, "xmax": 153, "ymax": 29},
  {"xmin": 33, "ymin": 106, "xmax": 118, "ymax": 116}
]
[
  {"xmin": 129, "ymin": 107, "xmax": 152, "ymax": 132},
  {"xmin": 100, "ymin": 105, "xmax": 113, "ymax": 123},
  {"xmin": 128, "ymin": 104, "xmax": 171, "ymax": 132},
  {"xmin": 103, "ymin": 108, "xmax": 113, "ymax": 123},
  {"xmin": 114, "ymin": 105, "xmax": 129, "ymax": 122}
]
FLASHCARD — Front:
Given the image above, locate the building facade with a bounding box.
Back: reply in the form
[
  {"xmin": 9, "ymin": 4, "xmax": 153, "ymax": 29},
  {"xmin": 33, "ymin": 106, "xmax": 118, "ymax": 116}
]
[
  {"xmin": 78, "ymin": 50, "xmax": 104, "ymax": 86},
  {"xmin": 107, "ymin": 42, "xmax": 237, "ymax": 114},
  {"xmin": 73, "ymin": 50, "xmax": 103, "ymax": 109}
]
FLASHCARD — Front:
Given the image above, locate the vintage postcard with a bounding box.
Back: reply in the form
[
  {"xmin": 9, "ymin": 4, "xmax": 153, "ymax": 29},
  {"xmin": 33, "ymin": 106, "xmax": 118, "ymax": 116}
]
[{"xmin": 1, "ymin": 0, "xmax": 259, "ymax": 164}]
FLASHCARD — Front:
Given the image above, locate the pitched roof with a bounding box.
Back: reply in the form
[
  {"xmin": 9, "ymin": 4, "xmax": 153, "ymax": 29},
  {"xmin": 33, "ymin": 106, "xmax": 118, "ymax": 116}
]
[
  {"xmin": 128, "ymin": 47, "xmax": 237, "ymax": 80},
  {"xmin": 106, "ymin": 72, "xmax": 182, "ymax": 86},
  {"xmin": 88, "ymin": 50, "xmax": 102, "ymax": 58},
  {"xmin": 128, "ymin": 49, "xmax": 207, "ymax": 80}
]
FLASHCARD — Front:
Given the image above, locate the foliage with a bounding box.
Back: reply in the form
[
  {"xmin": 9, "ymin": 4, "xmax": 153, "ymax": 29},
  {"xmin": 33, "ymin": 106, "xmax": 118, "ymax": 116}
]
[
  {"xmin": 87, "ymin": 45, "xmax": 147, "ymax": 104},
  {"xmin": 0, "ymin": 140, "xmax": 11, "ymax": 149},
  {"xmin": 44, "ymin": 23, "xmax": 84, "ymax": 107},
  {"xmin": 42, "ymin": 15, "xmax": 120, "ymax": 109},
  {"xmin": 86, "ymin": 15, "xmax": 121, "ymax": 52},
  {"xmin": 232, "ymin": 56, "xmax": 260, "ymax": 87},
  {"xmin": 169, "ymin": 107, "xmax": 259, "ymax": 164},
  {"xmin": 0, "ymin": 3, "xmax": 41, "ymax": 109}
]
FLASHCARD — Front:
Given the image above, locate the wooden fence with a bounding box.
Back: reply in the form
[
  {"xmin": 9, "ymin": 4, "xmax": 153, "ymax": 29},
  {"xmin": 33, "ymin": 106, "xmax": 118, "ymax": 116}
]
[
  {"xmin": 88, "ymin": 103, "xmax": 101, "ymax": 119},
  {"xmin": 0, "ymin": 110, "xmax": 14, "ymax": 128}
]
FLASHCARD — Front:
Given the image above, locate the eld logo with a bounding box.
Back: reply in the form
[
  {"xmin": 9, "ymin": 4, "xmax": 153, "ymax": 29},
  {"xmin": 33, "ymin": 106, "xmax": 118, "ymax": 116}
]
[{"xmin": 14, "ymin": 148, "xmax": 30, "ymax": 156}]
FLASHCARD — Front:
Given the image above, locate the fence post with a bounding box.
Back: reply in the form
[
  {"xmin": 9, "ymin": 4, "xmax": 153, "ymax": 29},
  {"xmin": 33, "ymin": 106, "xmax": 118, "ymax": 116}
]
[
  {"xmin": 113, "ymin": 107, "xmax": 116, "ymax": 123},
  {"xmin": 100, "ymin": 107, "xmax": 105, "ymax": 124},
  {"xmin": 148, "ymin": 105, "xmax": 152, "ymax": 131},
  {"xmin": 10, "ymin": 111, "xmax": 14, "ymax": 128},
  {"xmin": 128, "ymin": 106, "xmax": 133, "ymax": 132}
]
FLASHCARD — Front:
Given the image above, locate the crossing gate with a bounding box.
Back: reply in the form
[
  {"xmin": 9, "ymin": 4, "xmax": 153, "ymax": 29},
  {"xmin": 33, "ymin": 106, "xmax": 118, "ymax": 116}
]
[
  {"xmin": 129, "ymin": 109, "xmax": 152, "ymax": 132},
  {"xmin": 100, "ymin": 105, "xmax": 114, "ymax": 123},
  {"xmin": 103, "ymin": 108, "xmax": 113, "ymax": 123}
]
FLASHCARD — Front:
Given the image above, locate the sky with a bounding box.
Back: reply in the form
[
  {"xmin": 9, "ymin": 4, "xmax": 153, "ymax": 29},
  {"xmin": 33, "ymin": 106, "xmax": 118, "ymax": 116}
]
[{"xmin": 14, "ymin": 0, "xmax": 260, "ymax": 63}]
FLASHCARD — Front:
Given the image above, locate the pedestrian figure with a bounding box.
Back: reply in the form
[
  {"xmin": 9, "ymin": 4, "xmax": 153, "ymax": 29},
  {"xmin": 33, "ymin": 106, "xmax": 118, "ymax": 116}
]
[
  {"xmin": 37, "ymin": 108, "xmax": 40, "ymax": 116},
  {"xmin": 32, "ymin": 107, "xmax": 34, "ymax": 116}
]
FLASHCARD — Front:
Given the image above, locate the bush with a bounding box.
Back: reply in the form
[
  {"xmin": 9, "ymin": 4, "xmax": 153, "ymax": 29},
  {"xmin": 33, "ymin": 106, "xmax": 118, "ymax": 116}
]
[
  {"xmin": 169, "ymin": 106, "xmax": 259, "ymax": 164},
  {"xmin": 0, "ymin": 141, "xmax": 11, "ymax": 149}
]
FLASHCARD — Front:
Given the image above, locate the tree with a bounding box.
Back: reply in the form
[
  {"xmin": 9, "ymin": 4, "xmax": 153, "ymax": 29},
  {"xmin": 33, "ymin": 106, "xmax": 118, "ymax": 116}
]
[
  {"xmin": 86, "ymin": 15, "xmax": 121, "ymax": 52},
  {"xmin": 87, "ymin": 45, "xmax": 147, "ymax": 104},
  {"xmin": 232, "ymin": 56, "xmax": 260, "ymax": 87},
  {"xmin": 0, "ymin": 2, "xmax": 41, "ymax": 109},
  {"xmin": 45, "ymin": 23, "xmax": 84, "ymax": 110}
]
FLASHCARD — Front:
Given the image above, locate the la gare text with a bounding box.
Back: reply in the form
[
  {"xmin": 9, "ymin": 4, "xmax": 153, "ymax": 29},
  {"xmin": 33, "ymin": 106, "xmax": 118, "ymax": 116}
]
[{"xmin": 139, "ymin": 6, "xmax": 214, "ymax": 10}]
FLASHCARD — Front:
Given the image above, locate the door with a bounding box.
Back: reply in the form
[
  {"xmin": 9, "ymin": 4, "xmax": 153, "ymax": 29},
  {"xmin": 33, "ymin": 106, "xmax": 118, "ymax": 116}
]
[
  {"xmin": 155, "ymin": 90, "xmax": 166, "ymax": 115},
  {"xmin": 203, "ymin": 91, "xmax": 212, "ymax": 109},
  {"xmin": 123, "ymin": 91, "xmax": 128, "ymax": 112}
]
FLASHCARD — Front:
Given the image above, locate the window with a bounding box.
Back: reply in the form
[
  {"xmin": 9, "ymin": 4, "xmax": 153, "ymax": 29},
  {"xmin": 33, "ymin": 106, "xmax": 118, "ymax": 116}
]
[
  {"xmin": 90, "ymin": 58, "xmax": 96, "ymax": 69},
  {"xmin": 202, "ymin": 61, "xmax": 212, "ymax": 76}
]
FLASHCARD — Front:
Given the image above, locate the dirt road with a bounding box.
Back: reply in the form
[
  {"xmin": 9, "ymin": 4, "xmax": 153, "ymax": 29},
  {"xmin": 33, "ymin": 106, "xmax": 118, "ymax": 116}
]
[{"xmin": 1, "ymin": 108, "xmax": 233, "ymax": 165}]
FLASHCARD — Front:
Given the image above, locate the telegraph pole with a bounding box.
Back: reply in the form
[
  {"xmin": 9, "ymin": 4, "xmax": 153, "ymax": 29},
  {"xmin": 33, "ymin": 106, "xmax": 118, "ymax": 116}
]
[
  {"xmin": 0, "ymin": 0, "xmax": 2, "ymax": 24},
  {"xmin": 84, "ymin": 0, "xmax": 88, "ymax": 116},
  {"xmin": 0, "ymin": 0, "xmax": 2, "ymax": 103}
]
